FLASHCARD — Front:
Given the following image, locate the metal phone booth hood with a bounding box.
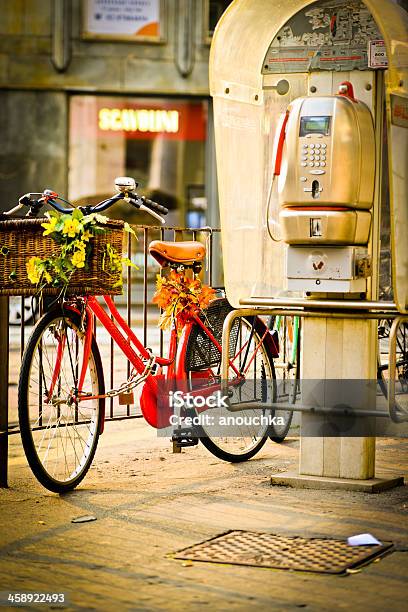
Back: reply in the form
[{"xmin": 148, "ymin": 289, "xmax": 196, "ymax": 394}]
[{"xmin": 210, "ymin": 0, "xmax": 408, "ymax": 313}]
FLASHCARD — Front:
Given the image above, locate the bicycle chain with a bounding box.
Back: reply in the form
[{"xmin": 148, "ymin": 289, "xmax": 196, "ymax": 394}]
[{"xmin": 104, "ymin": 352, "xmax": 157, "ymax": 399}]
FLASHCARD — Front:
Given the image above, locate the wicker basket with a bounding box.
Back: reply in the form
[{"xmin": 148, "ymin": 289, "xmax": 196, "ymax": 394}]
[{"xmin": 0, "ymin": 217, "xmax": 124, "ymax": 296}]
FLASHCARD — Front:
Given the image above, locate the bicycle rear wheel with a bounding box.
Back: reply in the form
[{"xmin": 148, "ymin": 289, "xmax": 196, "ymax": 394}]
[
  {"xmin": 18, "ymin": 307, "xmax": 104, "ymax": 493},
  {"xmin": 183, "ymin": 298, "xmax": 276, "ymax": 462}
]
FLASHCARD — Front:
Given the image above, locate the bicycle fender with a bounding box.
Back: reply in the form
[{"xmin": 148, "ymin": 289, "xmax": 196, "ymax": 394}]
[
  {"xmin": 252, "ymin": 316, "xmax": 280, "ymax": 359},
  {"xmin": 140, "ymin": 375, "xmax": 173, "ymax": 429}
]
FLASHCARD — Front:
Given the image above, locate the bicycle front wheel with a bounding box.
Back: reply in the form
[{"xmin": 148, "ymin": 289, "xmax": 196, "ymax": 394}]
[
  {"xmin": 18, "ymin": 308, "xmax": 104, "ymax": 493},
  {"xmin": 184, "ymin": 299, "xmax": 276, "ymax": 462}
]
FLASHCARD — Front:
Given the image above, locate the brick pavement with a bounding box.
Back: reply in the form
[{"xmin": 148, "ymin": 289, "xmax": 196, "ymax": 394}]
[{"xmin": 0, "ymin": 421, "xmax": 407, "ymax": 611}]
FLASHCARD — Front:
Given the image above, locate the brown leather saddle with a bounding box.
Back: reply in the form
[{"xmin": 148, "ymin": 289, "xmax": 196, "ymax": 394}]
[{"xmin": 148, "ymin": 240, "xmax": 205, "ymax": 267}]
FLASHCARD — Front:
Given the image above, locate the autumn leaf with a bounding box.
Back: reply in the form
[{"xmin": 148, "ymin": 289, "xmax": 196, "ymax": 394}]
[{"xmin": 152, "ymin": 271, "xmax": 216, "ymax": 332}]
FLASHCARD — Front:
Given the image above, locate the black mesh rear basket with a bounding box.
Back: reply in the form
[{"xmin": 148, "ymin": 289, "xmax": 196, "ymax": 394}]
[{"xmin": 185, "ymin": 298, "xmax": 241, "ymax": 372}]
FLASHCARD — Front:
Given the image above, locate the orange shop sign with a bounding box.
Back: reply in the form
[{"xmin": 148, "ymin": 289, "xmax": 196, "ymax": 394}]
[{"xmin": 97, "ymin": 104, "xmax": 206, "ymax": 140}]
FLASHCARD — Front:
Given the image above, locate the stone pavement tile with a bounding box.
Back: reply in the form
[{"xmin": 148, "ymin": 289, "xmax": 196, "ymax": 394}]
[
  {"xmin": 1, "ymin": 536, "xmax": 407, "ymax": 611},
  {"xmin": 0, "ymin": 420, "xmax": 407, "ymax": 610}
]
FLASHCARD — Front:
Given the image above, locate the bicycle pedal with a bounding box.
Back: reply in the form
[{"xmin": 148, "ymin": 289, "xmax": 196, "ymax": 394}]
[{"xmin": 171, "ymin": 428, "xmax": 199, "ymax": 451}]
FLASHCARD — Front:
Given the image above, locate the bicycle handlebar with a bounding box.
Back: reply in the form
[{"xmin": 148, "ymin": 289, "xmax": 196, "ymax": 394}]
[
  {"xmin": 139, "ymin": 196, "xmax": 168, "ymax": 216},
  {"xmin": 4, "ymin": 185, "xmax": 169, "ymax": 222}
]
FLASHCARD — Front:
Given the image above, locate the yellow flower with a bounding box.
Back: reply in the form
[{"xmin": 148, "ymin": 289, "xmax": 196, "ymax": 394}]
[
  {"xmin": 62, "ymin": 218, "xmax": 82, "ymax": 238},
  {"xmin": 82, "ymin": 230, "xmax": 93, "ymax": 242},
  {"xmin": 26, "ymin": 257, "xmax": 41, "ymax": 284},
  {"xmin": 43, "ymin": 270, "xmax": 52, "ymax": 283},
  {"xmin": 73, "ymin": 239, "xmax": 86, "ymax": 252},
  {"xmin": 71, "ymin": 249, "xmax": 86, "ymax": 268},
  {"xmin": 41, "ymin": 216, "xmax": 58, "ymax": 236}
]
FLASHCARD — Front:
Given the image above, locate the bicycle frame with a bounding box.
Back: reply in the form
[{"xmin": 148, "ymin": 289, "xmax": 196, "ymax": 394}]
[
  {"xmin": 51, "ymin": 295, "xmax": 245, "ymax": 433},
  {"xmin": 14, "ymin": 186, "xmax": 288, "ymax": 492}
]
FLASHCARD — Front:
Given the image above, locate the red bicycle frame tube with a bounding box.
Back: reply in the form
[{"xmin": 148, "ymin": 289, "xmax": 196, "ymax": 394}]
[
  {"xmin": 80, "ymin": 296, "xmax": 164, "ymax": 412},
  {"xmin": 102, "ymin": 296, "xmax": 171, "ymax": 368},
  {"xmin": 51, "ymin": 296, "xmax": 254, "ymax": 432},
  {"xmin": 78, "ymin": 307, "xmax": 94, "ymax": 393},
  {"xmin": 175, "ymin": 313, "xmax": 242, "ymax": 381},
  {"xmin": 75, "ymin": 296, "xmax": 180, "ymax": 404}
]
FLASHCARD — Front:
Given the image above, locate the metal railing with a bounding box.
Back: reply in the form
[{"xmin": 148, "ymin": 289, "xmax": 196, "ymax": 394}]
[
  {"xmin": 221, "ymin": 306, "xmax": 408, "ymax": 423},
  {"xmin": 0, "ymin": 225, "xmax": 222, "ymax": 487}
]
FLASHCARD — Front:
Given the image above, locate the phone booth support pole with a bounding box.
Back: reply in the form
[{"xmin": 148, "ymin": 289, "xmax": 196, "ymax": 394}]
[
  {"xmin": 276, "ymin": 315, "xmax": 404, "ymax": 490},
  {"xmin": 222, "ymin": 305, "xmax": 405, "ymax": 491},
  {"xmin": 299, "ymin": 318, "xmax": 376, "ymax": 480}
]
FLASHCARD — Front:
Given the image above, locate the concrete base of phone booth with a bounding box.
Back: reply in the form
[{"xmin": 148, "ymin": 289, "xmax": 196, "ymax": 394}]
[
  {"xmin": 296, "ymin": 317, "xmax": 403, "ymax": 487},
  {"xmin": 270, "ymin": 471, "xmax": 404, "ymax": 493},
  {"xmin": 221, "ymin": 305, "xmax": 404, "ymax": 490}
]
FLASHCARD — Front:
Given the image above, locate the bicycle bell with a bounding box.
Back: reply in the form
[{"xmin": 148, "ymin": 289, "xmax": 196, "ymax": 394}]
[{"xmin": 114, "ymin": 176, "xmax": 137, "ymax": 193}]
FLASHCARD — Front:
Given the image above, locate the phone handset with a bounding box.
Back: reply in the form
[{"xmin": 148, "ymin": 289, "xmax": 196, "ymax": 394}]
[
  {"xmin": 273, "ymin": 109, "xmax": 290, "ymax": 177},
  {"xmin": 267, "ymin": 109, "xmax": 290, "ymax": 242}
]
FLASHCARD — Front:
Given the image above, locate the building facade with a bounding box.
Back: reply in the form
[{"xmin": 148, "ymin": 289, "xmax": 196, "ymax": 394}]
[{"xmin": 0, "ymin": 0, "xmax": 232, "ymax": 226}]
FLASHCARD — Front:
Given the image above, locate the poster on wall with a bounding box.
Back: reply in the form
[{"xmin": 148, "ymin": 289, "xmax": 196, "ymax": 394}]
[{"xmin": 83, "ymin": 0, "xmax": 164, "ymax": 42}]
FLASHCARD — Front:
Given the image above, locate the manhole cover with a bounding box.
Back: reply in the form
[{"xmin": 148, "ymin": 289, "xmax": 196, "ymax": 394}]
[{"xmin": 174, "ymin": 530, "xmax": 393, "ymax": 574}]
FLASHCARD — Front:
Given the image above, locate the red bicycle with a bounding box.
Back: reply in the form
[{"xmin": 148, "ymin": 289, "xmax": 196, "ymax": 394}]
[{"xmin": 15, "ymin": 179, "xmax": 279, "ymax": 492}]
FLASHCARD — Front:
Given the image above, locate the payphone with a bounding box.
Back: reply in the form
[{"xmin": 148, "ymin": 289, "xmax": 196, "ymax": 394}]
[
  {"xmin": 272, "ymin": 82, "xmax": 376, "ymax": 293},
  {"xmin": 210, "ymin": 0, "xmax": 408, "ymax": 486}
]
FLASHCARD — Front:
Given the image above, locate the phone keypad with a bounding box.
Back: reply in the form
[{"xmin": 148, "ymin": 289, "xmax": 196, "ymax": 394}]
[{"xmin": 300, "ymin": 142, "xmax": 328, "ymax": 170}]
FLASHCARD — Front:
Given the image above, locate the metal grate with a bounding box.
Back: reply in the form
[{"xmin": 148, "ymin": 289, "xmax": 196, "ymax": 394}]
[
  {"xmin": 174, "ymin": 530, "xmax": 393, "ymax": 574},
  {"xmin": 185, "ymin": 298, "xmax": 240, "ymax": 371}
]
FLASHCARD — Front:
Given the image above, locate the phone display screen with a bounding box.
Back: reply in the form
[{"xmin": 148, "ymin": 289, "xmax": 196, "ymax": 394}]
[{"xmin": 300, "ymin": 116, "xmax": 331, "ymax": 136}]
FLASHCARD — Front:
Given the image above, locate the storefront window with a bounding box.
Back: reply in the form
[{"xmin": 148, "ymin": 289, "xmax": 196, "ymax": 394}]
[
  {"xmin": 206, "ymin": 0, "xmax": 233, "ymax": 40},
  {"xmin": 68, "ymin": 96, "xmax": 208, "ymax": 226}
]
